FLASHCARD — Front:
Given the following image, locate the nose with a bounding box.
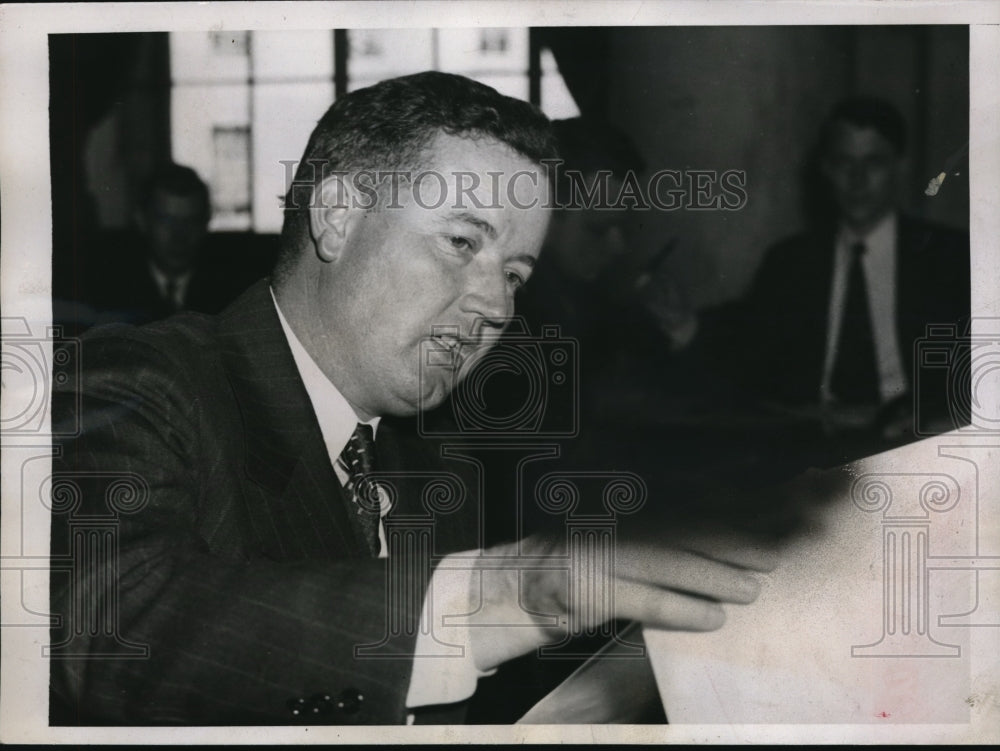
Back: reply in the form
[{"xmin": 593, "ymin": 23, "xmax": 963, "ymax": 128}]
[
  {"xmin": 846, "ymin": 163, "xmax": 871, "ymax": 192},
  {"xmin": 461, "ymin": 261, "xmax": 511, "ymax": 339}
]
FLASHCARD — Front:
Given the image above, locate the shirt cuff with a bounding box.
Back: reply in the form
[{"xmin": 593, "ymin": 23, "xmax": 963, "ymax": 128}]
[{"xmin": 405, "ymin": 549, "xmax": 496, "ymax": 709}]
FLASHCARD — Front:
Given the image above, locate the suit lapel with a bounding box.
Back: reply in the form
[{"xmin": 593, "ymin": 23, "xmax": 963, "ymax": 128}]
[
  {"xmin": 216, "ymin": 279, "xmax": 366, "ymax": 560},
  {"xmin": 801, "ymin": 229, "xmax": 838, "ymax": 388}
]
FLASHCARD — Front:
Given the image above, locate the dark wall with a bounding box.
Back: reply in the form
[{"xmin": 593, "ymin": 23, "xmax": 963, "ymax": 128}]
[
  {"xmin": 602, "ymin": 26, "xmax": 969, "ymax": 309},
  {"xmin": 50, "ymin": 33, "xmax": 172, "ymax": 317}
]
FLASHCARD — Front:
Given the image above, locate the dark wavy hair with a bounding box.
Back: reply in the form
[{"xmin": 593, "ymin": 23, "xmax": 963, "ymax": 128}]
[
  {"xmin": 142, "ymin": 163, "xmax": 210, "ymax": 217},
  {"xmin": 818, "ymin": 96, "xmax": 907, "ymax": 156},
  {"xmin": 276, "ymin": 71, "xmax": 557, "ymax": 277},
  {"xmin": 549, "ymin": 117, "xmax": 646, "ymax": 209}
]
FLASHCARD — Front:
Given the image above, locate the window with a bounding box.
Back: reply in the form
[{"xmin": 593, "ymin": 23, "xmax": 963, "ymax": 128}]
[{"xmin": 170, "ymin": 29, "xmax": 579, "ymax": 233}]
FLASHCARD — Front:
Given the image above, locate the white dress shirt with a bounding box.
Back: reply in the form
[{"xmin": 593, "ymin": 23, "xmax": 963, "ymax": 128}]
[
  {"xmin": 270, "ymin": 289, "xmax": 489, "ymax": 716},
  {"xmin": 149, "ymin": 262, "xmax": 192, "ymax": 309},
  {"xmin": 820, "ymin": 212, "xmax": 908, "ymax": 405}
]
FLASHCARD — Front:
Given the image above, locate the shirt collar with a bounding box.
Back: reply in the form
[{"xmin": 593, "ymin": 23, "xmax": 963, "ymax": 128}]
[
  {"xmin": 270, "ymin": 287, "xmax": 379, "ymax": 461},
  {"xmin": 148, "ymin": 262, "xmax": 192, "ymax": 299},
  {"xmin": 837, "ymin": 211, "xmax": 897, "ymax": 252}
]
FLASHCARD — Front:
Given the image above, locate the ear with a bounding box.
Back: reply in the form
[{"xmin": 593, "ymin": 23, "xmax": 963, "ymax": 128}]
[{"xmin": 309, "ymin": 173, "xmax": 353, "ymax": 263}]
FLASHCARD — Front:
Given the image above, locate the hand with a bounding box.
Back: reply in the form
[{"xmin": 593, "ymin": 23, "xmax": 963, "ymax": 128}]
[
  {"xmin": 468, "ymin": 526, "xmax": 778, "ymax": 672},
  {"xmin": 634, "ymin": 249, "xmax": 699, "ymax": 350}
]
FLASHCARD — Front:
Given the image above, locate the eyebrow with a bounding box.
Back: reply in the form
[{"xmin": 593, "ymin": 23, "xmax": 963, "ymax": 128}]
[
  {"xmin": 447, "ymin": 211, "xmax": 498, "ymax": 240},
  {"xmin": 440, "ymin": 211, "xmax": 537, "ymax": 267}
]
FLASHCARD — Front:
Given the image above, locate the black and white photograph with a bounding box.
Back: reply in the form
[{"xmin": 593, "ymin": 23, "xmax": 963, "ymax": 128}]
[{"xmin": 1, "ymin": 1, "xmax": 998, "ymax": 744}]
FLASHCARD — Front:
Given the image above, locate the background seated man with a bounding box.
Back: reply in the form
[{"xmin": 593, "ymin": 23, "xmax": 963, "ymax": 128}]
[
  {"xmin": 519, "ymin": 118, "xmax": 700, "ymax": 420},
  {"xmin": 741, "ymin": 96, "xmax": 970, "ymax": 468},
  {"xmin": 50, "ymin": 72, "xmax": 777, "ymax": 726},
  {"xmin": 84, "ymin": 163, "xmax": 249, "ymax": 325}
]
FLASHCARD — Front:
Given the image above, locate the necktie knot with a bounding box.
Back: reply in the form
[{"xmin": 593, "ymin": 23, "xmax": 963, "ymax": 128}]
[
  {"xmin": 342, "ymin": 423, "xmax": 381, "ymax": 513},
  {"xmin": 850, "ymin": 240, "xmax": 867, "ymax": 260},
  {"xmin": 345, "ymin": 422, "xmax": 375, "ymax": 472},
  {"xmin": 340, "ymin": 424, "xmax": 383, "ymax": 556}
]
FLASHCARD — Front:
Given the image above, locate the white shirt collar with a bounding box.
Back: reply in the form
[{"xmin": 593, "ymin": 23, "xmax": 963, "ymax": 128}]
[
  {"xmin": 148, "ymin": 262, "xmax": 192, "ymax": 306},
  {"xmin": 837, "ymin": 211, "xmax": 896, "ymax": 254},
  {"xmin": 269, "ymin": 287, "xmax": 379, "ymax": 463}
]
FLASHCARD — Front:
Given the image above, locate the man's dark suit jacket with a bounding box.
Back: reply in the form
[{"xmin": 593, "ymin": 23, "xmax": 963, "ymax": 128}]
[
  {"xmin": 49, "ymin": 279, "xmax": 481, "ymax": 725},
  {"xmin": 743, "ymin": 214, "xmax": 970, "ymax": 424},
  {"xmin": 84, "ymin": 237, "xmax": 250, "ymax": 326}
]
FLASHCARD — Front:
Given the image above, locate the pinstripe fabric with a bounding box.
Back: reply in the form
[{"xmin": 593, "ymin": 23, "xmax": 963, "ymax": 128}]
[{"xmin": 49, "ymin": 279, "xmax": 480, "ymax": 725}]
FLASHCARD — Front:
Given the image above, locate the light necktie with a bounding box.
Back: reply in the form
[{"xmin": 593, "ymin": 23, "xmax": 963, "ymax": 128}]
[
  {"xmin": 831, "ymin": 241, "xmax": 880, "ymax": 404},
  {"xmin": 339, "ymin": 423, "xmax": 382, "ymax": 557},
  {"xmin": 164, "ymin": 277, "xmax": 180, "ymax": 311}
]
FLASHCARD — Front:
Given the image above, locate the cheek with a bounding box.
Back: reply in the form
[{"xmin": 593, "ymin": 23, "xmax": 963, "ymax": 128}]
[
  {"xmin": 366, "ymin": 249, "xmax": 458, "ymax": 341},
  {"xmin": 871, "ymin": 170, "xmax": 894, "ymax": 193}
]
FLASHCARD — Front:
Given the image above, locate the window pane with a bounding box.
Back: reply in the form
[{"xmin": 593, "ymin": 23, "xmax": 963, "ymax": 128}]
[
  {"xmin": 171, "ymin": 83, "xmax": 250, "ymax": 230},
  {"xmin": 212, "ymin": 126, "xmax": 252, "ymax": 230},
  {"xmin": 371, "ymin": 72, "xmax": 525, "ymax": 100},
  {"xmin": 251, "ymin": 30, "xmax": 334, "ymax": 82},
  {"xmin": 346, "ymin": 29, "xmax": 434, "ymax": 86},
  {"xmin": 540, "ymin": 49, "xmax": 581, "ymax": 119},
  {"xmin": 251, "ymin": 81, "xmax": 336, "ymax": 234},
  {"xmin": 437, "ymin": 28, "xmax": 528, "ymax": 74},
  {"xmin": 170, "ymin": 31, "xmax": 250, "ymax": 83}
]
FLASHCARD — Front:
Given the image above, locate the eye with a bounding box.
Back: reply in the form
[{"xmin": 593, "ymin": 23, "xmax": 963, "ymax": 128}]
[
  {"xmin": 446, "ymin": 235, "xmax": 474, "ymax": 251},
  {"xmin": 505, "ymin": 270, "xmax": 526, "ymax": 290}
]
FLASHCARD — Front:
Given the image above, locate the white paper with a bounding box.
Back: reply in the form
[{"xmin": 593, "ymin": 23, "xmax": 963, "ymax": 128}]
[{"xmin": 646, "ymin": 432, "xmax": 999, "ymax": 731}]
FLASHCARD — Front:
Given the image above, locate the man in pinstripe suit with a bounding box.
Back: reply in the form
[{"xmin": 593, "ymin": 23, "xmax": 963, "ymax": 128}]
[{"xmin": 50, "ymin": 72, "xmax": 774, "ymax": 725}]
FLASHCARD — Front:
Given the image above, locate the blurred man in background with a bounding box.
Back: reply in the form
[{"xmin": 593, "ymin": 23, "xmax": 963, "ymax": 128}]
[
  {"xmin": 514, "ymin": 118, "xmax": 700, "ymax": 429},
  {"xmin": 86, "ymin": 162, "xmax": 244, "ymax": 324},
  {"xmin": 744, "ymin": 96, "xmax": 970, "ymax": 465}
]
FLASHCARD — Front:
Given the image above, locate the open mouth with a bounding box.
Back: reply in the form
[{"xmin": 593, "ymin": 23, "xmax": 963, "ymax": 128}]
[
  {"xmin": 429, "ymin": 334, "xmax": 484, "ymax": 371},
  {"xmin": 431, "ymin": 334, "xmax": 461, "ymax": 353},
  {"xmin": 431, "ymin": 334, "xmax": 472, "ymax": 362}
]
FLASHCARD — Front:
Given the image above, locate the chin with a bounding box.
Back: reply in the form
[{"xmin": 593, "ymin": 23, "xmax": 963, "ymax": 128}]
[
  {"xmin": 416, "ymin": 388, "xmax": 449, "ymax": 414},
  {"xmin": 393, "ymin": 380, "xmax": 451, "ymax": 417}
]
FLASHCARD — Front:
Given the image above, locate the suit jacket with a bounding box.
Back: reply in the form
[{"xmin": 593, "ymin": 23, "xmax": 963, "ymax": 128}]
[
  {"xmin": 49, "ymin": 279, "xmax": 481, "ymax": 725},
  {"xmin": 83, "ymin": 233, "xmax": 257, "ymax": 326},
  {"xmin": 743, "ymin": 214, "xmax": 970, "ymax": 420}
]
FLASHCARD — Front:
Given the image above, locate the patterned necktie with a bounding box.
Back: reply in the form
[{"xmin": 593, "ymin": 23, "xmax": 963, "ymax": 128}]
[
  {"xmin": 831, "ymin": 241, "xmax": 880, "ymax": 404},
  {"xmin": 339, "ymin": 423, "xmax": 382, "ymax": 557}
]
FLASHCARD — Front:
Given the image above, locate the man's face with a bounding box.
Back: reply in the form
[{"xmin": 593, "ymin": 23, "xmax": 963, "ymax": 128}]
[
  {"xmin": 305, "ymin": 131, "xmax": 552, "ymax": 420},
  {"xmin": 143, "ymin": 190, "xmax": 209, "ymax": 275},
  {"xmin": 822, "ymin": 121, "xmax": 901, "ymax": 233},
  {"xmin": 546, "ymin": 175, "xmax": 627, "ymax": 283}
]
